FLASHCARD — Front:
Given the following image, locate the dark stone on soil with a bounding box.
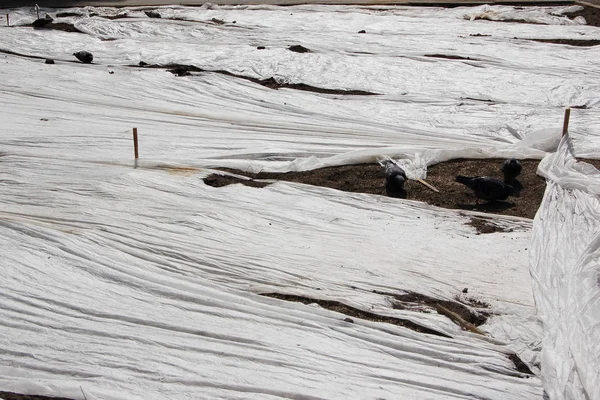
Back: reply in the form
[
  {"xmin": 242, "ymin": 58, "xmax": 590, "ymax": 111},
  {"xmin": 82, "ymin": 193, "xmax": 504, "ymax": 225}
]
[
  {"xmin": 257, "ymin": 46, "xmax": 266, "ymax": 50},
  {"xmin": 44, "ymin": 58, "xmax": 54, "ymax": 64},
  {"xmin": 358, "ymin": 30, "xmax": 366, "ymax": 33},
  {"xmin": 288, "ymin": 45, "xmax": 311, "ymax": 53},
  {"xmin": 344, "ymin": 317, "xmax": 354, "ymax": 323},
  {"xmin": 145, "ymin": 10, "xmax": 162, "ymax": 19},
  {"xmin": 462, "ymin": 288, "xmax": 468, "ymax": 294},
  {"xmin": 138, "ymin": 61, "xmax": 148, "ymax": 67},
  {"xmin": 211, "ymin": 18, "xmax": 225, "ymax": 25}
]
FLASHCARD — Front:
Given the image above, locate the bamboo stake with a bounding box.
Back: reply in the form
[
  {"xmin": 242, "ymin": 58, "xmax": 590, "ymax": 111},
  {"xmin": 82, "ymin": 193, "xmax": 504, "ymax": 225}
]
[
  {"xmin": 417, "ymin": 178, "xmax": 440, "ymax": 193},
  {"xmin": 562, "ymin": 108, "xmax": 571, "ymax": 137},
  {"xmin": 133, "ymin": 127, "xmax": 139, "ymax": 159},
  {"xmin": 435, "ymin": 303, "xmax": 485, "ymax": 335}
]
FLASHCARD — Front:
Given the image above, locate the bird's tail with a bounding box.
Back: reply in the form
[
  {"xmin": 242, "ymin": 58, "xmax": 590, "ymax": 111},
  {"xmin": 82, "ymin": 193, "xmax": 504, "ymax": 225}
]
[{"xmin": 455, "ymin": 175, "xmax": 473, "ymax": 185}]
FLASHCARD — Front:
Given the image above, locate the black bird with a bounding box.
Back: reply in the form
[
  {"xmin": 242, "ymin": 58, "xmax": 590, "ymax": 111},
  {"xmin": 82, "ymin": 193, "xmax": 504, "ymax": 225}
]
[
  {"xmin": 383, "ymin": 160, "xmax": 407, "ymax": 198},
  {"xmin": 501, "ymin": 158, "xmax": 522, "ymax": 182},
  {"xmin": 455, "ymin": 175, "xmax": 515, "ymax": 202},
  {"xmin": 73, "ymin": 51, "xmax": 93, "ymax": 64}
]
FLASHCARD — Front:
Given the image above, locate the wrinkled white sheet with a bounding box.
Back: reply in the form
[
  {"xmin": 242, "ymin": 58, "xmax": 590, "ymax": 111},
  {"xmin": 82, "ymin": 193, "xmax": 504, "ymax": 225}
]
[
  {"xmin": 0, "ymin": 3, "xmax": 599, "ymax": 400},
  {"xmin": 531, "ymin": 137, "xmax": 600, "ymax": 400}
]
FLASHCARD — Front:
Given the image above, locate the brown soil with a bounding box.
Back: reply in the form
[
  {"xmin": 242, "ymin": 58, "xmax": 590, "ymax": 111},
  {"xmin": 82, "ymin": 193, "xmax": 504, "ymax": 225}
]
[
  {"xmin": 262, "ymin": 290, "xmax": 532, "ymax": 376},
  {"xmin": 261, "ymin": 292, "xmax": 451, "ymax": 337},
  {"xmin": 140, "ymin": 63, "xmax": 378, "ymax": 95},
  {"xmin": 205, "ymin": 158, "xmax": 547, "ymax": 220},
  {"xmin": 424, "ymin": 54, "xmax": 478, "ymax": 60},
  {"xmin": 375, "ymin": 289, "xmax": 491, "ymax": 326},
  {"xmin": 0, "ymin": 393, "xmax": 73, "ymax": 400},
  {"xmin": 566, "ymin": 4, "xmax": 600, "ymax": 27},
  {"xmin": 527, "ymin": 38, "xmax": 600, "ymax": 46}
]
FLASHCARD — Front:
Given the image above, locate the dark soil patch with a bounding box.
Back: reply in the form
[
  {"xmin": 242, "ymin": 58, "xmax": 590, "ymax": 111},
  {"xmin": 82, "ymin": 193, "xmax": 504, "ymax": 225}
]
[
  {"xmin": 508, "ymin": 353, "xmax": 535, "ymax": 375},
  {"xmin": 55, "ymin": 12, "xmax": 83, "ymax": 18},
  {"xmin": 526, "ymin": 38, "xmax": 600, "ymax": 46},
  {"xmin": 565, "ymin": 4, "xmax": 600, "ymax": 28},
  {"xmin": 261, "ymin": 292, "xmax": 451, "ymax": 337},
  {"xmin": 30, "ymin": 21, "xmax": 82, "ymax": 33},
  {"xmin": 203, "ymin": 174, "xmax": 270, "ymax": 189},
  {"xmin": 468, "ymin": 5, "xmax": 600, "ymax": 27},
  {"xmin": 0, "ymin": 393, "xmax": 73, "ymax": 400},
  {"xmin": 376, "ymin": 290, "xmax": 491, "ymax": 327},
  {"xmin": 580, "ymin": 158, "xmax": 600, "ymax": 170},
  {"xmin": 466, "ymin": 215, "xmax": 513, "ymax": 234},
  {"xmin": 137, "ymin": 62, "xmax": 378, "ymax": 95},
  {"xmin": 206, "ymin": 158, "xmax": 547, "ymax": 219},
  {"xmin": 424, "ymin": 54, "xmax": 478, "ymax": 60}
]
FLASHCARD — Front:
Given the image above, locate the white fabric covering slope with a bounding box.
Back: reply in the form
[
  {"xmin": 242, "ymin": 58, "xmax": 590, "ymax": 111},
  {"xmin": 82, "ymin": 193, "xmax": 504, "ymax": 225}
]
[
  {"xmin": 0, "ymin": 3, "xmax": 599, "ymax": 399},
  {"xmin": 531, "ymin": 137, "xmax": 600, "ymax": 400}
]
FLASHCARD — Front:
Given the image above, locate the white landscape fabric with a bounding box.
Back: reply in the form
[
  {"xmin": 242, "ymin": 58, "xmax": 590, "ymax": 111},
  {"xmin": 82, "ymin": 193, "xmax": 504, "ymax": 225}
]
[
  {"xmin": 531, "ymin": 138, "xmax": 600, "ymax": 400},
  {"xmin": 0, "ymin": 3, "xmax": 598, "ymax": 399}
]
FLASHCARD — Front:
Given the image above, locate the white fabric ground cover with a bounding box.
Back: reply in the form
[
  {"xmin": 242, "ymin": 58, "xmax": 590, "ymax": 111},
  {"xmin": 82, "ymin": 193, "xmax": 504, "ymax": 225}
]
[{"xmin": 0, "ymin": 3, "xmax": 598, "ymax": 399}]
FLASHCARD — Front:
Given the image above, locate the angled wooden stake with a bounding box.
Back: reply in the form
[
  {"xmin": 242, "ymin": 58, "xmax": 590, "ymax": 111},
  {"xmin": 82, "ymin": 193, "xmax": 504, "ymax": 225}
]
[
  {"xmin": 417, "ymin": 178, "xmax": 440, "ymax": 193},
  {"xmin": 133, "ymin": 127, "xmax": 139, "ymax": 159},
  {"xmin": 562, "ymin": 108, "xmax": 571, "ymax": 137}
]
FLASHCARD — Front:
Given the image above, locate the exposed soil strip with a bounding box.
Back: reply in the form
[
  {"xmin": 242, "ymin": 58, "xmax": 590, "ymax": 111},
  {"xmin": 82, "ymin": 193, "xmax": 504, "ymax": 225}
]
[
  {"xmin": 526, "ymin": 38, "xmax": 600, "ymax": 46},
  {"xmin": 374, "ymin": 289, "xmax": 491, "ymax": 326},
  {"xmin": 509, "ymin": 353, "xmax": 535, "ymax": 375},
  {"xmin": 466, "ymin": 216, "xmax": 513, "ymax": 234},
  {"xmin": 140, "ymin": 63, "xmax": 378, "ymax": 95},
  {"xmin": 0, "ymin": 393, "xmax": 73, "ymax": 400},
  {"xmin": 424, "ymin": 54, "xmax": 478, "ymax": 60},
  {"xmin": 204, "ymin": 158, "xmax": 547, "ymax": 219},
  {"xmin": 261, "ymin": 292, "xmax": 452, "ymax": 337}
]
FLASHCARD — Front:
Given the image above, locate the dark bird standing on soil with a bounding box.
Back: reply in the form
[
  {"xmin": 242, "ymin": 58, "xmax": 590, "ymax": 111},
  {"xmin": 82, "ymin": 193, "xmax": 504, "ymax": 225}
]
[
  {"xmin": 383, "ymin": 160, "xmax": 407, "ymax": 198},
  {"xmin": 73, "ymin": 51, "xmax": 93, "ymax": 64},
  {"xmin": 501, "ymin": 158, "xmax": 522, "ymax": 182},
  {"xmin": 455, "ymin": 175, "xmax": 515, "ymax": 202}
]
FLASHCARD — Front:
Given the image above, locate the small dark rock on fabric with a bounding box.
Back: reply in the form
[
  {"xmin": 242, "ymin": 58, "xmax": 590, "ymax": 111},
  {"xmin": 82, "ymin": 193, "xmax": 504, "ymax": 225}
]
[
  {"xmin": 45, "ymin": 59, "xmax": 55, "ymax": 64},
  {"xmin": 455, "ymin": 175, "xmax": 515, "ymax": 202},
  {"xmin": 358, "ymin": 30, "xmax": 366, "ymax": 33},
  {"xmin": 257, "ymin": 46, "xmax": 266, "ymax": 50},
  {"xmin": 32, "ymin": 17, "xmax": 52, "ymax": 27},
  {"xmin": 145, "ymin": 11, "xmax": 161, "ymax": 18},
  {"xmin": 73, "ymin": 51, "xmax": 93, "ymax": 63},
  {"xmin": 288, "ymin": 45, "xmax": 311, "ymax": 53}
]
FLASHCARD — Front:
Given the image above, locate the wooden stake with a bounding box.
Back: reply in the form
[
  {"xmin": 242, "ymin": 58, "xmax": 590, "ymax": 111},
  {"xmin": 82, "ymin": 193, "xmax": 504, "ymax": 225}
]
[
  {"xmin": 435, "ymin": 304, "xmax": 485, "ymax": 335},
  {"xmin": 35, "ymin": 4, "xmax": 40, "ymax": 20},
  {"xmin": 417, "ymin": 178, "xmax": 440, "ymax": 193},
  {"xmin": 6, "ymin": 14, "xmax": 9, "ymax": 27},
  {"xmin": 562, "ymin": 108, "xmax": 571, "ymax": 137},
  {"xmin": 133, "ymin": 127, "xmax": 139, "ymax": 159}
]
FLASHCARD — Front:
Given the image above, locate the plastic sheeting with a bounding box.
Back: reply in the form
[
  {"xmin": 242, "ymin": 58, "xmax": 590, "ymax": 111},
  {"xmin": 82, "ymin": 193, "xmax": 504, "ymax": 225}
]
[
  {"xmin": 530, "ymin": 137, "xmax": 600, "ymax": 400},
  {"xmin": 0, "ymin": 3, "xmax": 598, "ymax": 399}
]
